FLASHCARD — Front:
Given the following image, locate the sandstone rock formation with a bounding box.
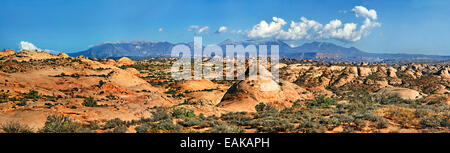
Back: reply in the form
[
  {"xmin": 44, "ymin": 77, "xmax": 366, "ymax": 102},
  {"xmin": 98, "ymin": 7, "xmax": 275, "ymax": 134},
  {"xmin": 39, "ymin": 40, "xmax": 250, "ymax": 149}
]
[
  {"xmin": 375, "ymin": 87, "xmax": 423, "ymax": 100},
  {"xmin": 117, "ymin": 57, "xmax": 134, "ymax": 66},
  {"xmin": 217, "ymin": 66, "xmax": 313, "ymax": 112}
]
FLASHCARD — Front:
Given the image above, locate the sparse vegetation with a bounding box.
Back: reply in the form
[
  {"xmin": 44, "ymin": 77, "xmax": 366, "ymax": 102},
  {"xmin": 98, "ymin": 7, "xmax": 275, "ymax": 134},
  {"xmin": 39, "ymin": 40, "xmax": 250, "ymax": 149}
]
[
  {"xmin": 1, "ymin": 122, "xmax": 33, "ymax": 133},
  {"xmin": 40, "ymin": 115, "xmax": 81, "ymax": 133}
]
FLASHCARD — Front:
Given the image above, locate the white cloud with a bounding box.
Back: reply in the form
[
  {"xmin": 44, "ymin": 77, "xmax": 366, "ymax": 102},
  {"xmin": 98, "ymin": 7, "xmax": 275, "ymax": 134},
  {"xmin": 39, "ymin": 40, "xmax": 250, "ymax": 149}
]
[
  {"xmin": 352, "ymin": 6, "xmax": 377, "ymax": 20},
  {"xmin": 197, "ymin": 26, "xmax": 209, "ymax": 33},
  {"xmin": 248, "ymin": 17, "xmax": 286, "ymax": 38},
  {"xmin": 188, "ymin": 25, "xmax": 209, "ymax": 34},
  {"xmin": 187, "ymin": 25, "xmax": 199, "ymax": 31},
  {"xmin": 158, "ymin": 28, "xmax": 163, "ymax": 32},
  {"xmin": 277, "ymin": 17, "xmax": 323, "ymax": 40},
  {"xmin": 245, "ymin": 6, "xmax": 380, "ymax": 42},
  {"xmin": 216, "ymin": 26, "xmax": 228, "ymax": 33},
  {"xmin": 19, "ymin": 41, "xmax": 61, "ymax": 54},
  {"xmin": 19, "ymin": 41, "xmax": 41, "ymax": 51}
]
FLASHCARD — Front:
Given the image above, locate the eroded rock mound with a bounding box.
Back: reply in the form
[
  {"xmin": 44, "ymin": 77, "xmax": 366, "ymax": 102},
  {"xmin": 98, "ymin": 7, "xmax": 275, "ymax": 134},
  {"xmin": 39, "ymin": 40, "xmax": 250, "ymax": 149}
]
[
  {"xmin": 172, "ymin": 79, "xmax": 218, "ymax": 92},
  {"xmin": 217, "ymin": 66, "xmax": 313, "ymax": 112},
  {"xmin": 0, "ymin": 49, "xmax": 15, "ymax": 57},
  {"xmin": 375, "ymin": 87, "xmax": 423, "ymax": 100},
  {"xmin": 117, "ymin": 57, "xmax": 134, "ymax": 66}
]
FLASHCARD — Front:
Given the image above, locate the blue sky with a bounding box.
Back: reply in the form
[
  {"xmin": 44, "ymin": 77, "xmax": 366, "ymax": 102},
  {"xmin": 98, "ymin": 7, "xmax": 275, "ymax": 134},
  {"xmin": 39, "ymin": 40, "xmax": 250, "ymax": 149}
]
[{"xmin": 0, "ymin": 0, "xmax": 449, "ymax": 55}]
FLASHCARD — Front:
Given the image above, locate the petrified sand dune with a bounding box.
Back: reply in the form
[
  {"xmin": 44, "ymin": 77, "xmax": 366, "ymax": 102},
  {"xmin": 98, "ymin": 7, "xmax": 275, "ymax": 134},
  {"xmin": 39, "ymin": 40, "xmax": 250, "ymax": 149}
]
[
  {"xmin": 375, "ymin": 87, "xmax": 423, "ymax": 100},
  {"xmin": 117, "ymin": 57, "xmax": 134, "ymax": 66},
  {"xmin": 172, "ymin": 79, "xmax": 218, "ymax": 91},
  {"xmin": 217, "ymin": 66, "xmax": 313, "ymax": 112}
]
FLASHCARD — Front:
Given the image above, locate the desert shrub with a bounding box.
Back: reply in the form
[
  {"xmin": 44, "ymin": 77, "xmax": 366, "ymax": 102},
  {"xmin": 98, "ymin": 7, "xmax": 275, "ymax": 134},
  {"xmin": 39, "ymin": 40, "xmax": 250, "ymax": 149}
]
[
  {"xmin": 362, "ymin": 112, "xmax": 383, "ymax": 122},
  {"xmin": 321, "ymin": 117, "xmax": 340, "ymax": 130},
  {"xmin": 298, "ymin": 119, "xmax": 326, "ymax": 133},
  {"xmin": 375, "ymin": 118, "xmax": 389, "ymax": 129},
  {"xmin": 142, "ymin": 120, "xmax": 182, "ymax": 133},
  {"xmin": 254, "ymin": 103, "xmax": 278, "ymax": 118},
  {"xmin": 165, "ymin": 89, "xmax": 184, "ymax": 98},
  {"xmin": 88, "ymin": 120, "xmax": 100, "ymax": 130},
  {"xmin": 82, "ymin": 97, "xmax": 99, "ymax": 107},
  {"xmin": 155, "ymin": 121, "xmax": 182, "ymax": 132},
  {"xmin": 104, "ymin": 118, "xmax": 126, "ymax": 129},
  {"xmin": 135, "ymin": 123, "xmax": 151, "ymax": 133},
  {"xmin": 256, "ymin": 118, "xmax": 294, "ymax": 133},
  {"xmin": 112, "ymin": 125, "xmax": 128, "ymax": 133},
  {"xmin": 1, "ymin": 122, "xmax": 33, "ymax": 133},
  {"xmin": 209, "ymin": 122, "xmax": 245, "ymax": 133},
  {"xmin": 24, "ymin": 90, "xmax": 40, "ymax": 100},
  {"xmin": 337, "ymin": 114, "xmax": 354, "ymax": 125},
  {"xmin": 310, "ymin": 95, "xmax": 334, "ymax": 107},
  {"xmin": 420, "ymin": 116, "xmax": 442, "ymax": 128},
  {"xmin": 41, "ymin": 115, "xmax": 81, "ymax": 133},
  {"xmin": 255, "ymin": 102, "xmax": 266, "ymax": 113},
  {"xmin": 386, "ymin": 108, "xmax": 417, "ymax": 128},
  {"xmin": 178, "ymin": 119, "xmax": 202, "ymax": 127},
  {"xmin": 172, "ymin": 108, "xmax": 196, "ymax": 119},
  {"xmin": 98, "ymin": 80, "xmax": 106, "ymax": 87},
  {"xmin": 354, "ymin": 119, "xmax": 367, "ymax": 130},
  {"xmin": 342, "ymin": 126, "xmax": 354, "ymax": 133},
  {"xmin": 377, "ymin": 95, "xmax": 415, "ymax": 105},
  {"xmin": 151, "ymin": 107, "xmax": 172, "ymax": 121},
  {"xmin": 17, "ymin": 99, "xmax": 27, "ymax": 106},
  {"xmin": 221, "ymin": 112, "xmax": 252, "ymax": 126},
  {"xmin": 0, "ymin": 93, "xmax": 9, "ymax": 103}
]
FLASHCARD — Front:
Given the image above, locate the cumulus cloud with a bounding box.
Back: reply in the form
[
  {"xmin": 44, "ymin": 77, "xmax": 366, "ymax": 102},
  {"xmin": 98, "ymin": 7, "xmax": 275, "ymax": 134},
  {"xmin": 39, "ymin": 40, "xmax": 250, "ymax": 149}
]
[
  {"xmin": 215, "ymin": 26, "xmax": 228, "ymax": 33},
  {"xmin": 19, "ymin": 41, "xmax": 41, "ymax": 51},
  {"xmin": 246, "ymin": 6, "xmax": 381, "ymax": 42},
  {"xmin": 158, "ymin": 28, "xmax": 163, "ymax": 32},
  {"xmin": 352, "ymin": 6, "xmax": 377, "ymax": 20},
  {"xmin": 188, "ymin": 25, "xmax": 209, "ymax": 34},
  {"xmin": 19, "ymin": 41, "xmax": 61, "ymax": 54},
  {"xmin": 248, "ymin": 17, "xmax": 286, "ymax": 38}
]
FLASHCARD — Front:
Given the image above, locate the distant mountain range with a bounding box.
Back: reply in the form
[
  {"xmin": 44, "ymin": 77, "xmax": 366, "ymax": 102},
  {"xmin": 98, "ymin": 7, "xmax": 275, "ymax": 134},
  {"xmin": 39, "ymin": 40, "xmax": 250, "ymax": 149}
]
[{"xmin": 68, "ymin": 39, "xmax": 450, "ymax": 63}]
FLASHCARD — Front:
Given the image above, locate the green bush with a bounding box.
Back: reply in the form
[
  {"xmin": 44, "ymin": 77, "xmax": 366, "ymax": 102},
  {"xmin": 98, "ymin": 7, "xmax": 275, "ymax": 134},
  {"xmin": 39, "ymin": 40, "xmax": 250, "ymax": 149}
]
[
  {"xmin": 310, "ymin": 95, "xmax": 334, "ymax": 107},
  {"xmin": 24, "ymin": 90, "xmax": 40, "ymax": 100},
  {"xmin": 135, "ymin": 123, "xmax": 151, "ymax": 133},
  {"xmin": 178, "ymin": 118, "xmax": 202, "ymax": 127},
  {"xmin": 172, "ymin": 108, "xmax": 196, "ymax": 119},
  {"xmin": 17, "ymin": 99, "xmax": 27, "ymax": 106},
  {"xmin": 255, "ymin": 102, "xmax": 266, "ymax": 113},
  {"xmin": 298, "ymin": 119, "xmax": 326, "ymax": 133},
  {"xmin": 153, "ymin": 121, "xmax": 182, "ymax": 133},
  {"xmin": 256, "ymin": 118, "xmax": 294, "ymax": 133},
  {"xmin": 151, "ymin": 107, "xmax": 172, "ymax": 121},
  {"xmin": 0, "ymin": 93, "xmax": 9, "ymax": 103},
  {"xmin": 82, "ymin": 97, "xmax": 99, "ymax": 107},
  {"xmin": 221, "ymin": 112, "xmax": 252, "ymax": 126},
  {"xmin": 41, "ymin": 115, "xmax": 81, "ymax": 133},
  {"xmin": 104, "ymin": 118, "xmax": 126, "ymax": 129}
]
